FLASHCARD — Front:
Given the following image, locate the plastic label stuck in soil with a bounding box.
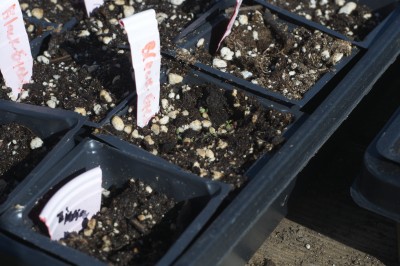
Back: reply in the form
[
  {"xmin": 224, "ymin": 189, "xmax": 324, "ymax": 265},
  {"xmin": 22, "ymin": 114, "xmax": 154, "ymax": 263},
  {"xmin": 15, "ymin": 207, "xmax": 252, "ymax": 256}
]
[
  {"xmin": 39, "ymin": 166, "xmax": 102, "ymax": 240},
  {"xmin": 218, "ymin": 0, "xmax": 243, "ymax": 50},
  {"xmin": 120, "ymin": 9, "xmax": 161, "ymax": 127},
  {"xmin": 0, "ymin": 0, "xmax": 33, "ymax": 98}
]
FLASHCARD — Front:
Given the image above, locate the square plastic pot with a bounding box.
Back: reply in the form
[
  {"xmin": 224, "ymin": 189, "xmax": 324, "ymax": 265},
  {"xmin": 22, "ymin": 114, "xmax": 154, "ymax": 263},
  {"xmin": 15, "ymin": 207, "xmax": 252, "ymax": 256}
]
[
  {"xmin": 255, "ymin": 0, "xmax": 400, "ymax": 49},
  {"xmin": 0, "ymin": 137, "xmax": 231, "ymax": 265},
  {"xmin": 174, "ymin": 0, "xmax": 359, "ymax": 108},
  {"xmin": 17, "ymin": 15, "xmax": 135, "ymax": 128},
  {"xmin": 96, "ymin": 66, "xmax": 305, "ymax": 187},
  {"xmin": 0, "ymin": 100, "xmax": 85, "ymax": 214},
  {"xmin": 351, "ymin": 107, "xmax": 400, "ymax": 223}
]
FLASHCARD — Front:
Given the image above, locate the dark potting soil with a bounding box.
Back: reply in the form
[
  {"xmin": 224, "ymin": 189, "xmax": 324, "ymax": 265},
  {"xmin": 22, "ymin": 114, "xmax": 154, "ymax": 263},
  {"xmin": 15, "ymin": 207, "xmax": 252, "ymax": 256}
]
[
  {"xmin": 0, "ymin": 123, "xmax": 55, "ymax": 204},
  {"xmin": 187, "ymin": 8, "xmax": 353, "ymax": 100},
  {"xmin": 98, "ymin": 58, "xmax": 293, "ymax": 188},
  {"xmin": 58, "ymin": 179, "xmax": 184, "ymax": 265},
  {"xmin": 265, "ymin": 0, "xmax": 381, "ymax": 41}
]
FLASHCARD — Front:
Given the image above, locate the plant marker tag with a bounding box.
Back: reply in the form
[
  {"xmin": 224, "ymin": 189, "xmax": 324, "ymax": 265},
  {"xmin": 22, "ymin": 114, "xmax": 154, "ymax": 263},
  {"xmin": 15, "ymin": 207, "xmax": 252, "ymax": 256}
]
[
  {"xmin": 39, "ymin": 167, "xmax": 102, "ymax": 240},
  {"xmin": 84, "ymin": 0, "xmax": 104, "ymax": 17},
  {"xmin": 120, "ymin": 9, "xmax": 160, "ymax": 127},
  {"xmin": 217, "ymin": 0, "xmax": 243, "ymax": 51},
  {"xmin": 0, "ymin": 0, "xmax": 33, "ymax": 98}
]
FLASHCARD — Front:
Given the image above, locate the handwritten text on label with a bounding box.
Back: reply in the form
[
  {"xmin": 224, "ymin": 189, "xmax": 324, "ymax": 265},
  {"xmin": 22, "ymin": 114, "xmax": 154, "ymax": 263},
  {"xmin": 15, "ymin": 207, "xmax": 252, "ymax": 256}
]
[
  {"xmin": 57, "ymin": 207, "xmax": 89, "ymax": 225},
  {"xmin": 0, "ymin": 1, "xmax": 33, "ymax": 97}
]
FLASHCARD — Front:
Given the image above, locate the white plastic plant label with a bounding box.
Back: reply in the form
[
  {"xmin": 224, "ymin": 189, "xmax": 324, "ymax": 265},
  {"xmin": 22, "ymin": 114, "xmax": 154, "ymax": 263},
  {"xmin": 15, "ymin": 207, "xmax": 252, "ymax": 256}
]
[
  {"xmin": 0, "ymin": 0, "xmax": 33, "ymax": 98},
  {"xmin": 217, "ymin": 0, "xmax": 243, "ymax": 50},
  {"xmin": 84, "ymin": 0, "xmax": 104, "ymax": 16},
  {"xmin": 39, "ymin": 166, "xmax": 102, "ymax": 240},
  {"xmin": 120, "ymin": 9, "xmax": 160, "ymax": 128}
]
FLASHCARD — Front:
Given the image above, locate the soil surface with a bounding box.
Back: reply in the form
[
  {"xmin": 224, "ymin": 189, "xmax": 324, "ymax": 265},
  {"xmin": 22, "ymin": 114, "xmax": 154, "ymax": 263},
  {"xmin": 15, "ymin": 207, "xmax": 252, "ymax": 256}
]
[
  {"xmin": 59, "ymin": 179, "xmax": 183, "ymax": 265},
  {"xmin": 0, "ymin": 123, "xmax": 54, "ymax": 204},
  {"xmin": 266, "ymin": 0, "xmax": 381, "ymax": 41},
  {"xmin": 189, "ymin": 8, "xmax": 353, "ymax": 100},
  {"xmin": 99, "ymin": 58, "xmax": 293, "ymax": 188}
]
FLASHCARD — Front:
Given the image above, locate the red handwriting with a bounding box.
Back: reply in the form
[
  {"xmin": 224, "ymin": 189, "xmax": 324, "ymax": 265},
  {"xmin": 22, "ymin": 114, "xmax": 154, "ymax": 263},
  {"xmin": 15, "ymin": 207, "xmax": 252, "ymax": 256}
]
[
  {"xmin": 2, "ymin": 3, "xmax": 30, "ymax": 87},
  {"xmin": 140, "ymin": 40, "xmax": 158, "ymax": 123},
  {"xmin": 141, "ymin": 92, "xmax": 156, "ymax": 125}
]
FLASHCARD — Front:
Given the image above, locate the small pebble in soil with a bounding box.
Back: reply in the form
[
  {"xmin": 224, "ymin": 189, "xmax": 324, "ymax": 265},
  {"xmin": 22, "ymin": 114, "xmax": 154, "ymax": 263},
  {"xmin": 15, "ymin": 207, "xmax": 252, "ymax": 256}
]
[
  {"xmin": 30, "ymin": 137, "xmax": 43, "ymax": 150},
  {"xmin": 31, "ymin": 8, "xmax": 44, "ymax": 19},
  {"xmin": 339, "ymin": 2, "xmax": 357, "ymax": 15},
  {"xmin": 112, "ymin": 116, "xmax": 125, "ymax": 131},
  {"xmin": 168, "ymin": 73, "xmax": 183, "ymax": 85},
  {"xmin": 197, "ymin": 38, "xmax": 205, "ymax": 47},
  {"xmin": 74, "ymin": 107, "xmax": 87, "ymax": 116},
  {"xmin": 213, "ymin": 58, "xmax": 227, "ymax": 69}
]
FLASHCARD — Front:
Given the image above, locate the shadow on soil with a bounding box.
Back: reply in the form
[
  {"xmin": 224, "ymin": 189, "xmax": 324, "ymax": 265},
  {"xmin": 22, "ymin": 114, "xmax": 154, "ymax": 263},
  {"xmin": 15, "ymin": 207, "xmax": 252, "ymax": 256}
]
[{"xmin": 286, "ymin": 57, "xmax": 400, "ymax": 265}]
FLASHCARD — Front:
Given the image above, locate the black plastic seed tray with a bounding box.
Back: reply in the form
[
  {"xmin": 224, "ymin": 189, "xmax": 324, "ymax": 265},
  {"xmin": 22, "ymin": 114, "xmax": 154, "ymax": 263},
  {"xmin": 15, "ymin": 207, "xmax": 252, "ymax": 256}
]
[
  {"xmin": 0, "ymin": 232, "xmax": 67, "ymax": 266},
  {"xmin": 0, "ymin": 100, "xmax": 85, "ymax": 214},
  {"xmin": 351, "ymin": 107, "xmax": 400, "ymax": 223},
  {"xmin": 256, "ymin": 0, "xmax": 399, "ymax": 49},
  {"xmin": 171, "ymin": 5, "xmax": 400, "ymax": 266},
  {"xmin": 0, "ymin": 137, "xmax": 231, "ymax": 265},
  {"xmin": 175, "ymin": 0, "xmax": 360, "ymax": 108}
]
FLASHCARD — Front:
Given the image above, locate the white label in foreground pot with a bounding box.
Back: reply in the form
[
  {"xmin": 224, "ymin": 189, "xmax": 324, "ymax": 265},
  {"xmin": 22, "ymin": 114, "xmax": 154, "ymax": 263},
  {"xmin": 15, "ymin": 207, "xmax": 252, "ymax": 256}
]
[
  {"xmin": 120, "ymin": 9, "xmax": 161, "ymax": 127},
  {"xmin": 0, "ymin": 0, "xmax": 33, "ymax": 98},
  {"xmin": 39, "ymin": 166, "xmax": 102, "ymax": 240}
]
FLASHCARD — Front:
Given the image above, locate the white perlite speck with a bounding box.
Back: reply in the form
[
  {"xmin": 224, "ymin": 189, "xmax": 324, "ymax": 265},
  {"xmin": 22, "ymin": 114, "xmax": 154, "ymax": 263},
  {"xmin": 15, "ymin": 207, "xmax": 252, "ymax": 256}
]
[
  {"xmin": 169, "ymin": 0, "xmax": 185, "ymax": 5},
  {"xmin": 74, "ymin": 107, "xmax": 87, "ymax": 116},
  {"xmin": 31, "ymin": 8, "xmax": 44, "ymax": 19},
  {"xmin": 112, "ymin": 116, "xmax": 125, "ymax": 131},
  {"xmin": 37, "ymin": 55, "xmax": 50, "ymax": 64},
  {"xmin": 168, "ymin": 73, "xmax": 183, "ymax": 84},
  {"xmin": 335, "ymin": 0, "xmax": 345, "ymax": 6},
  {"xmin": 93, "ymin": 104, "xmax": 102, "ymax": 115},
  {"xmin": 30, "ymin": 137, "xmax": 43, "ymax": 150},
  {"xmin": 100, "ymin": 90, "xmax": 113, "ymax": 103},
  {"xmin": 213, "ymin": 58, "xmax": 227, "ymax": 68},
  {"xmin": 78, "ymin": 30, "xmax": 90, "ymax": 37},
  {"xmin": 114, "ymin": 0, "xmax": 125, "ymax": 5},
  {"xmin": 339, "ymin": 2, "xmax": 357, "ymax": 15},
  {"xmin": 241, "ymin": 70, "xmax": 253, "ymax": 79},
  {"xmin": 321, "ymin": 50, "xmax": 330, "ymax": 61},
  {"xmin": 190, "ymin": 120, "xmax": 202, "ymax": 131},
  {"xmin": 123, "ymin": 5, "xmax": 135, "ymax": 17},
  {"xmin": 197, "ymin": 38, "xmax": 205, "ymax": 47},
  {"xmin": 238, "ymin": 15, "xmax": 248, "ymax": 25},
  {"xmin": 156, "ymin": 12, "xmax": 168, "ymax": 24},
  {"xmin": 220, "ymin": 47, "xmax": 234, "ymax": 61},
  {"xmin": 332, "ymin": 53, "xmax": 344, "ymax": 64},
  {"xmin": 145, "ymin": 186, "xmax": 153, "ymax": 193},
  {"xmin": 159, "ymin": 116, "xmax": 170, "ymax": 125}
]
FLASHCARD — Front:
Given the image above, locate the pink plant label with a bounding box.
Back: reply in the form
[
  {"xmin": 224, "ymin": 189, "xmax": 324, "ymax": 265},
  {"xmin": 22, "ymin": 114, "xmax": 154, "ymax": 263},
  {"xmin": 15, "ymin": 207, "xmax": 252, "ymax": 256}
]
[
  {"xmin": 217, "ymin": 0, "xmax": 243, "ymax": 50},
  {"xmin": 84, "ymin": 0, "xmax": 104, "ymax": 16},
  {"xmin": 120, "ymin": 9, "xmax": 160, "ymax": 128},
  {"xmin": 39, "ymin": 167, "xmax": 102, "ymax": 240},
  {"xmin": 0, "ymin": 0, "xmax": 33, "ymax": 98}
]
